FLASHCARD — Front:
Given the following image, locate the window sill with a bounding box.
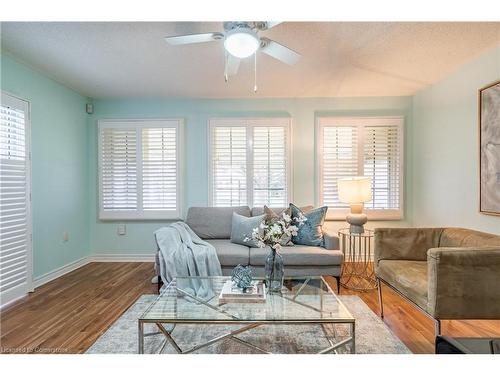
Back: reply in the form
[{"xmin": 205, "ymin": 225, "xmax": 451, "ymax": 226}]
[
  {"xmin": 325, "ymin": 209, "xmax": 404, "ymax": 221},
  {"xmin": 99, "ymin": 211, "xmax": 182, "ymax": 221}
]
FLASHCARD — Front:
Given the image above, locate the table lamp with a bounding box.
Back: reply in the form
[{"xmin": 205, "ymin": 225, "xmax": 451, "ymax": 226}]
[{"xmin": 338, "ymin": 177, "xmax": 372, "ymax": 234}]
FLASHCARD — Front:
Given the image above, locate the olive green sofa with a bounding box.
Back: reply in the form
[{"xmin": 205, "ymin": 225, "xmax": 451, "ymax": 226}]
[{"xmin": 374, "ymin": 227, "xmax": 500, "ymax": 336}]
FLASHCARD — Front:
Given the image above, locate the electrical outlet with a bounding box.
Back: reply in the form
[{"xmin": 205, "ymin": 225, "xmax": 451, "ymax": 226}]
[
  {"xmin": 63, "ymin": 231, "xmax": 69, "ymax": 242},
  {"xmin": 117, "ymin": 224, "xmax": 126, "ymax": 236}
]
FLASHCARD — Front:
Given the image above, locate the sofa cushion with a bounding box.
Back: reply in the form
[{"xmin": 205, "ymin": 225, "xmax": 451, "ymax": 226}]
[
  {"xmin": 185, "ymin": 206, "xmax": 251, "ymax": 239},
  {"xmin": 206, "ymin": 239, "xmax": 250, "ymax": 267},
  {"xmin": 376, "ymin": 260, "xmax": 428, "ymax": 311},
  {"xmin": 230, "ymin": 213, "xmax": 265, "ymax": 248},
  {"xmin": 249, "ymin": 246, "xmax": 343, "ymax": 267},
  {"xmin": 439, "ymin": 228, "xmax": 500, "ymax": 248}
]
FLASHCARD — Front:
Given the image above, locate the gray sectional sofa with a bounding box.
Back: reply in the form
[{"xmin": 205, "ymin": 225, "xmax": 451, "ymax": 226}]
[{"xmin": 181, "ymin": 206, "xmax": 343, "ymax": 282}]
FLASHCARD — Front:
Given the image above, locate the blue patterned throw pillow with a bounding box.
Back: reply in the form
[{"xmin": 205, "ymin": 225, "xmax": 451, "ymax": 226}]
[{"xmin": 290, "ymin": 203, "xmax": 328, "ymax": 247}]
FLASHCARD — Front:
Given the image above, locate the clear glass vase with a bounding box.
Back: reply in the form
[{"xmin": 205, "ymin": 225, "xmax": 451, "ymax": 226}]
[{"xmin": 264, "ymin": 248, "xmax": 284, "ymax": 294}]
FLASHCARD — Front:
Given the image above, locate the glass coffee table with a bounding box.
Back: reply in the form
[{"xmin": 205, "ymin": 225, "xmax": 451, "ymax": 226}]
[{"xmin": 138, "ymin": 276, "xmax": 355, "ymax": 354}]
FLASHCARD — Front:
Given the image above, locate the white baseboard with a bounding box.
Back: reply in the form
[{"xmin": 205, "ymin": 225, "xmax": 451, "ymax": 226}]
[
  {"xmin": 33, "ymin": 256, "xmax": 90, "ymax": 289},
  {"xmin": 89, "ymin": 254, "xmax": 155, "ymax": 262}
]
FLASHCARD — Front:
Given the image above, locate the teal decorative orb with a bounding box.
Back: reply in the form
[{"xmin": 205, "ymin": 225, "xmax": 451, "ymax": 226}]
[{"xmin": 231, "ymin": 265, "xmax": 253, "ymax": 289}]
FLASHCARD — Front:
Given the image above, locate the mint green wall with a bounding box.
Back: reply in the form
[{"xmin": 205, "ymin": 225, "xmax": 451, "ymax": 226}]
[
  {"xmin": 88, "ymin": 97, "xmax": 413, "ymax": 255},
  {"xmin": 412, "ymin": 47, "xmax": 500, "ymax": 234},
  {"xmin": 1, "ymin": 53, "xmax": 90, "ymax": 277}
]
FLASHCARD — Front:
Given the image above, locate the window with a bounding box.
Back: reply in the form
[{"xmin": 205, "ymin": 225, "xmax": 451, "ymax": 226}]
[
  {"xmin": 1, "ymin": 92, "xmax": 32, "ymax": 306},
  {"xmin": 317, "ymin": 116, "xmax": 404, "ymax": 219},
  {"xmin": 209, "ymin": 118, "xmax": 291, "ymax": 207},
  {"xmin": 98, "ymin": 119, "xmax": 183, "ymax": 220}
]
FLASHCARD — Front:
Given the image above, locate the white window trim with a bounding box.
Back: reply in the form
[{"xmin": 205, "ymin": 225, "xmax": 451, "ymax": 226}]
[
  {"xmin": 208, "ymin": 117, "xmax": 293, "ymax": 207},
  {"xmin": 98, "ymin": 119, "xmax": 184, "ymax": 220},
  {"xmin": 316, "ymin": 116, "xmax": 404, "ymax": 221},
  {"xmin": 1, "ymin": 91, "xmax": 33, "ymax": 305}
]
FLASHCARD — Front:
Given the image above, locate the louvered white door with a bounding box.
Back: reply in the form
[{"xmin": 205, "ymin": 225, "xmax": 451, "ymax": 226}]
[
  {"xmin": 253, "ymin": 126, "xmax": 288, "ymax": 207},
  {"xmin": 0, "ymin": 92, "xmax": 32, "ymax": 307}
]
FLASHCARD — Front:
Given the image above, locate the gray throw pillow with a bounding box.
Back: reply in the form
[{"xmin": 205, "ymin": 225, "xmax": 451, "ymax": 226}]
[
  {"xmin": 290, "ymin": 203, "xmax": 328, "ymax": 247},
  {"xmin": 230, "ymin": 213, "xmax": 266, "ymax": 248}
]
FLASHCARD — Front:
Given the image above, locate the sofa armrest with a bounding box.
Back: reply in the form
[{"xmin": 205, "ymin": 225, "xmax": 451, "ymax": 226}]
[
  {"xmin": 427, "ymin": 247, "xmax": 500, "ymax": 319},
  {"xmin": 323, "ymin": 231, "xmax": 340, "ymax": 250},
  {"xmin": 374, "ymin": 228, "xmax": 443, "ymax": 266}
]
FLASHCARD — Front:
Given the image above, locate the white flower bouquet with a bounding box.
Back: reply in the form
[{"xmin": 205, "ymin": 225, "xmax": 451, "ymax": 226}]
[
  {"xmin": 246, "ymin": 211, "xmax": 307, "ymax": 251},
  {"xmin": 245, "ymin": 210, "xmax": 307, "ymax": 293}
]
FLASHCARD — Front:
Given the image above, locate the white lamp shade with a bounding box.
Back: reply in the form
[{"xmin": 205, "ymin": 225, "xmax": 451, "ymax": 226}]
[{"xmin": 337, "ymin": 177, "xmax": 372, "ymax": 204}]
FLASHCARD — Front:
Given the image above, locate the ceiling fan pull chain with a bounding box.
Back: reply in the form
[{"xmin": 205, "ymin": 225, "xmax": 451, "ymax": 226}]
[
  {"xmin": 224, "ymin": 51, "xmax": 229, "ymax": 83},
  {"xmin": 254, "ymin": 52, "xmax": 258, "ymax": 93}
]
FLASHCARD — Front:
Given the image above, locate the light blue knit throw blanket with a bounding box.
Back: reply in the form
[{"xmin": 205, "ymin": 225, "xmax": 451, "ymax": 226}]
[{"xmin": 154, "ymin": 222, "xmax": 222, "ymax": 299}]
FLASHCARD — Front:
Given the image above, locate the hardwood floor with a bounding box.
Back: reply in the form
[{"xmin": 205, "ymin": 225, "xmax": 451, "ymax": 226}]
[
  {"xmin": 0, "ymin": 263, "xmax": 498, "ymax": 354},
  {"xmin": 324, "ymin": 276, "xmax": 500, "ymax": 353},
  {"xmin": 0, "ymin": 262, "xmax": 156, "ymax": 354}
]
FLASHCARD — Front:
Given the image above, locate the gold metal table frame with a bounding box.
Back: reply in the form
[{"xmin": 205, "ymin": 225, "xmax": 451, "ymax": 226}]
[{"xmin": 339, "ymin": 228, "xmax": 376, "ymax": 292}]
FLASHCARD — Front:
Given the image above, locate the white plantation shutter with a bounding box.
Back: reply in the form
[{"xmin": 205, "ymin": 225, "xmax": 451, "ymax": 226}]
[
  {"xmin": 364, "ymin": 125, "xmax": 401, "ymax": 210},
  {"xmin": 142, "ymin": 127, "xmax": 178, "ymax": 211},
  {"xmin": 321, "ymin": 126, "xmax": 358, "ymax": 209},
  {"xmin": 211, "ymin": 126, "xmax": 247, "ymax": 206},
  {"xmin": 253, "ymin": 126, "xmax": 288, "ymax": 207},
  {"xmin": 100, "ymin": 128, "xmax": 137, "ymax": 212},
  {"xmin": 98, "ymin": 120, "xmax": 182, "ymax": 219},
  {"xmin": 1, "ymin": 92, "xmax": 32, "ymax": 306},
  {"xmin": 209, "ymin": 118, "xmax": 291, "ymax": 207},
  {"xmin": 318, "ymin": 117, "xmax": 404, "ymax": 219}
]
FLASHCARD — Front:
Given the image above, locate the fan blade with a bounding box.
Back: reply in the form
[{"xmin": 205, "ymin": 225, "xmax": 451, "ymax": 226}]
[
  {"xmin": 226, "ymin": 54, "xmax": 240, "ymax": 76},
  {"xmin": 260, "ymin": 38, "xmax": 301, "ymax": 65},
  {"xmin": 265, "ymin": 21, "xmax": 282, "ymax": 29},
  {"xmin": 255, "ymin": 21, "xmax": 282, "ymax": 30},
  {"xmin": 164, "ymin": 32, "xmax": 223, "ymax": 46}
]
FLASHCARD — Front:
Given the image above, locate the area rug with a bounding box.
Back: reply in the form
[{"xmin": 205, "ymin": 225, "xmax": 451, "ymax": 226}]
[{"xmin": 86, "ymin": 294, "xmax": 410, "ymax": 354}]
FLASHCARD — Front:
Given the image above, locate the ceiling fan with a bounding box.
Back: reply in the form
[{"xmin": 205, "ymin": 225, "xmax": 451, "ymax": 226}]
[{"xmin": 164, "ymin": 22, "xmax": 301, "ymax": 89}]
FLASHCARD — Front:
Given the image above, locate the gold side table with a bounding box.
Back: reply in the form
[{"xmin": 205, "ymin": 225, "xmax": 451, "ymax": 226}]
[{"xmin": 338, "ymin": 228, "xmax": 376, "ymax": 292}]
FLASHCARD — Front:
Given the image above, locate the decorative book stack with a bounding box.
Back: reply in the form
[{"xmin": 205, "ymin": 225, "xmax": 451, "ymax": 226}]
[{"xmin": 219, "ymin": 280, "xmax": 266, "ymax": 304}]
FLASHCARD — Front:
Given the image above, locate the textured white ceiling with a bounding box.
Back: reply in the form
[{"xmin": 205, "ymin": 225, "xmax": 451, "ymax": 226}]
[{"xmin": 1, "ymin": 22, "xmax": 499, "ymax": 98}]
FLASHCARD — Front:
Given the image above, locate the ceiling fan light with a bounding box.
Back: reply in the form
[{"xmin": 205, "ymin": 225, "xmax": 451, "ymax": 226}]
[{"xmin": 224, "ymin": 28, "xmax": 260, "ymax": 59}]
